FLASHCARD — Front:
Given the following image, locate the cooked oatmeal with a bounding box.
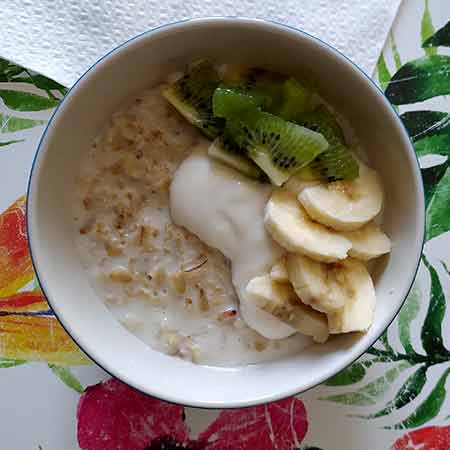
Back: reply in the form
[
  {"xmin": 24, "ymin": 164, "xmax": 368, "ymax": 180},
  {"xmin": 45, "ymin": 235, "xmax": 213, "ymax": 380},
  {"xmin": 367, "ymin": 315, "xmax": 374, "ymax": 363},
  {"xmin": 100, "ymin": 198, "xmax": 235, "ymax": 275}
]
[{"xmin": 73, "ymin": 85, "xmax": 310, "ymax": 365}]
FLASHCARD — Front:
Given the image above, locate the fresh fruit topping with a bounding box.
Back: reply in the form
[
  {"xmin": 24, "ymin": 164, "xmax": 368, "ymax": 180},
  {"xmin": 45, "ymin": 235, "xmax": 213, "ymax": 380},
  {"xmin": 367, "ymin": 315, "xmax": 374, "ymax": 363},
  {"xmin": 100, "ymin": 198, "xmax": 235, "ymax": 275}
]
[
  {"xmin": 297, "ymin": 106, "xmax": 359, "ymax": 181},
  {"xmin": 225, "ymin": 67, "xmax": 286, "ymax": 112},
  {"xmin": 341, "ymin": 221, "xmax": 391, "ymax": 260},
  {"xmin": 287, "ymin": 302, "xmax": 329, "ymax": 343},
  {"xmin": 212, "ymin": 86, "xmax": 264, "ymax": 118},
  {"xmin": 298, "ymin": 160, "xmax": 383, "ymax": 231},
  {"xmin": 245, "ymin": 274, "xmax": 297, "ymax": 316},
  {"xmin": 269, "ymin": 258, "xmax": 289, "ymax": 283},
  {"xmin": 264, "ymin": 191, "xmax": 351, "ymax": 262},
  {"xmin": 208, "ymin": 136, "xmax": 263, "ymax": 179},
  {"xmin": 225, "ymin": 109, "xmax": 328, "ymax": 186},
  {"xmin": 286, "ymin": 253, "xmax": 346, "ymax": 314},
  {"xmin": 245, "ymin": 273, "xmax": 329, "ymax": 343},
  {"xmin": 327, "ymin": 259, "xmax": 376, "ymax": 334},
  {"xmin": 239, "ymin": 297, "xmax": 298, "ymax": 340},
  {"xmin": 278, "ymin": 78, "xmax": 314, "ymax": 120},
  {"xmin": 284, "ymin": 167, "xmax": 322, "ymax": 194},
  {"xmin": 162, "ymin": 60, "xmax": 224, "ymax": 138}
]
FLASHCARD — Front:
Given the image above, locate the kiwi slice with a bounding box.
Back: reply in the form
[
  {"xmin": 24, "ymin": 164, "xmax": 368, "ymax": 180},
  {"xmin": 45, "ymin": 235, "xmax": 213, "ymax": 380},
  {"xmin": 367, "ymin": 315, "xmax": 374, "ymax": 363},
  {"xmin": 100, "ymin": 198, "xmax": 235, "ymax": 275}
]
[
  {"xmin": 296, "ymin": 106, "xmax": 359, "ymax": 181},
  {"xmin": 208, "ymin": 136, "xmax": 264, "ymax": 179},
  {"xmin": 212, "ymin": 86, "xmax": 264, "ymax": 119},
  {"xmin": 210, "ymin": 89, "xmax": 265, "ymax": 178},
  {"xmin": 224, "ymin": 68, "xmax": 285, "ymax": 112},
  {"xmin": 225, "ymin": 109, "xmax": 329, "ymax": 186},
  {"xmin": 222, "ymin": 69, "xmax": 314, "ymax": 119},
  {"xmin": 278, "ymin": 78, "xmax": 314, "ymax": 121},
  {"xmin": 162, "ymin": 60, "xmax": 224, "ymax": 138}
]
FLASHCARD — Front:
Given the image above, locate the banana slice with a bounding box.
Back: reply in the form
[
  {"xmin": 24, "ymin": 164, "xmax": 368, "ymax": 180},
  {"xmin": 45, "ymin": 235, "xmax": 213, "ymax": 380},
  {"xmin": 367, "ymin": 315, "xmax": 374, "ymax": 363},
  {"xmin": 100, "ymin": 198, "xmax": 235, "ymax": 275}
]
[
  {"xmin": 327, "ymin": 259, "xmax": 376, "ymax": 334},
  {"xmin": 270, "ymin": 258, "xmax": 289, "ymax": 283},
  {"xmin": 288, "ymin": 303, "xmax": 329, "ymax": 344},
  {"xmin": 298, "ymin": 161, "xmax": 383, "ymax": 231},
  {"xmin": 245, "ymin": 274, "xmax": 296, "ymax": 315},
  {"xmin": 341, "ymin": 222, "xmax": 391, "ymax": 260},
  {"xmin": 286, "ymin": 253, "xmax": 346, "ymax": 313},
  {"xmin": 264, "ymin": 191, "xmax": 351, "ymax": 262},
  {"xmin": 245, "ymin": 274, "xmax": 329, "ymax": 343},
  {"xmin": 239, "ymin": 298, "xmax": 297, "ymax": 340}
]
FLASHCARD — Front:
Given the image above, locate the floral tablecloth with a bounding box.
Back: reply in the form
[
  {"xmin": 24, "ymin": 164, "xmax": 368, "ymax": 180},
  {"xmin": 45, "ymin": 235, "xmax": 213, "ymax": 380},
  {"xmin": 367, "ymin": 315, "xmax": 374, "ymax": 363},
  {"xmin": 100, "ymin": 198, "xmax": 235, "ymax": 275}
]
[{"xmin": 0, "ymin": 1, "xmax": 449, "ymax": 448}]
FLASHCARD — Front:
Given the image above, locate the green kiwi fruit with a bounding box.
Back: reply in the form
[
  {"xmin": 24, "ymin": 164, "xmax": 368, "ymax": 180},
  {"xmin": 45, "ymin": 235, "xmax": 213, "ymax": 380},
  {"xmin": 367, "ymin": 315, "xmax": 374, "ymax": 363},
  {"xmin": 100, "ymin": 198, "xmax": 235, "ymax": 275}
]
[
  {"xmin": 278, "ymin": 78, "xmax": 314, "ymax": 121},
  {"xmin": 208, "ymin": 135, "xmax": 264, "ymax": 179},
  {"xmin": 212, "ymin": 86, "xmax": 264, "ymax": 118},
  {"xmin": 162, "ymin": 60, "xmax": 224, "ymax": 138},
  {"xmin": 210, "ymin": 87, "xmax": 264, "ymax": 178},
  {"xmin": 224, "ymin": 68, "xmax": 286, "ymax": 112},
  {"xmin": 221, "ymin": 69, "xmax": 314, "ymax": 119},
  {"xmin": 225, "ymin": 109, "xmax": 329, "ymax": 186},
  {"xmin": 296, "ymin": 106, "xmax": 359, "ymax": 180}
]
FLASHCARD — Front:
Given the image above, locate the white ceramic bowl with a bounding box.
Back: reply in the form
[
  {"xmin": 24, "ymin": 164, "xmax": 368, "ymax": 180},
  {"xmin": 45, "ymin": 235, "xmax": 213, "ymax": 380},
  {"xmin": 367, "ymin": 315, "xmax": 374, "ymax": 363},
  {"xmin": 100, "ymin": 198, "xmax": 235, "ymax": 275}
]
[{"xmin": 27, "ymin": 18, "xmax": 424, "ymax": 408}]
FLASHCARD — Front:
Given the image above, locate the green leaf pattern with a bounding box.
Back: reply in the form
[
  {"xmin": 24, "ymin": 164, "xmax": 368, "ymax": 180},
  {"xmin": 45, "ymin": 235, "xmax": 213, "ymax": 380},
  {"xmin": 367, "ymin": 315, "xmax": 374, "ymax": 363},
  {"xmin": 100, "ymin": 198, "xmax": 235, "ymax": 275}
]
[
  {"xmin": 0, "ymin": 60, "xmax": 61, "ymax": 149},
  {"xmin": 420, "ymin": 256, "xmax": 448, "ymax": 356},
  {"xmin": 421, "ymin": 0, "xmax": 437, "ymax": 56},
  {"xmin": 390, "ymin": 368, "xmax": 450, "ymax": 429},
  {"xmin": 321, "ymin": 363, "xmax": 411, "ymax": 406},
  {"xmin": 401, "ymin": 110, "xmax": 450, "ymax": 142},
  {"xmin": 415, "ymin": 133, "xmax": 450, "ymax": 159},
  {"xmin": 385, "ymin": 55, "xmax": 450, "ymax": 105},
  {"xmin": 325, "ymin": 360, "xmax": 371, "ymax": 387},
  {"xmin": 423, "ymin": 21, "xmax": 450, "ymax": 48},
  {"xmin": 377, "ymin": 53, "xmax": 391, "ymax": 89},
  {"xmin": 0, "ymin": 90, "xmax": 58, "ymax": 112},
  {"xmin": 321, "ymin": 7, "xmax": 450, "ymax": 429},
  {"xmin": 47, "ymin": 364, "xmax": 84, "ymax": 394},
  {"xmin": 0, "ymin": 358, "xmax": 26, "ymax": 368},
  {"xmin": 398, "ymin": 284, "xmax": 421, "ymax": 355},
  {"xmin": 0, "ymin": 113, "xmax": 44, "ymax": 133},
  {"xmin": 390, "ymin": 32, "xmax": 402, "ymax": 70},
  {"xmin": 0, "ymin": 139, "xmax": 23, "ymax": 148},
  {"xmin": 425, "ymin": 167, "xmax": 450, "ymax": 241},
  {"xmin": 351, "ymin": 365, "xmax": 428, "ymax": 420},
  {"xmin": 422, "ymin": 160, "xmax": 449, "ymax": 208}
]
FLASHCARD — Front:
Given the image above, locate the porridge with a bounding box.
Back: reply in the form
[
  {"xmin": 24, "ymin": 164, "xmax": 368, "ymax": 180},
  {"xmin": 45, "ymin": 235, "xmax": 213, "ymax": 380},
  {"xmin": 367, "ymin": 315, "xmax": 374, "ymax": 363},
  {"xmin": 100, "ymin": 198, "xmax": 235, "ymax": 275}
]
[{"xmin": 73, "ymin": 61, "xmax": 391, "ymax": 365}]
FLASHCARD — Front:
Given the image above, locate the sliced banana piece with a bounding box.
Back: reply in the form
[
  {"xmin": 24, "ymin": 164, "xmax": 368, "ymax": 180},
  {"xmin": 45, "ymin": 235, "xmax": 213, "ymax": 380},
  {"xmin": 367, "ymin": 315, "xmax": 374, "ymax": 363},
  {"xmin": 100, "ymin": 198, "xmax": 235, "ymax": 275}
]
[
  {"xmin": 298, "ymin": 161, "xmax": 383, "ymax": 231},
  {"xmin": 239, "ymin": 297, "xmax": 297, "ymax": 340},
  {"xmin": 245, "ymin": 274, "xmax": 329, "ymax": 343},
  {"xmin": 270, "ymin": 258, "xmax": 289, "ymax": 283},
  {"xmin": 327, "ymin": 259, "xmax": 376, "ymax": 334},
  {"xmin": 288, "ymin": 303, "xmax": 329, "ymax": 344},
  {"xmin": 286, "ymin": 253, "xmax": 346, "ymax": 313},
  {"xmin": 264, "ymin": 191, "xmax": 351, "ymax": 262},
  {"xmin": 245, "ymin": 274, "xmax": 296, "ymax": 315},
  {"xmin": 342, "ymin": 222, "xmax": 391, "ymax": 260}
]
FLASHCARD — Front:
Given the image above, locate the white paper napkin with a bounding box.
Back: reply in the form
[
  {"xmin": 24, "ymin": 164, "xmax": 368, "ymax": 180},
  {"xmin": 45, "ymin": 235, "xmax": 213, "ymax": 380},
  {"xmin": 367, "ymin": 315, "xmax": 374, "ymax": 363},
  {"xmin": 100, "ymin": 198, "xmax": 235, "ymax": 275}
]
[{"xmin": 2, "ymin": 0, "xmax": 401, "ymax": 87}]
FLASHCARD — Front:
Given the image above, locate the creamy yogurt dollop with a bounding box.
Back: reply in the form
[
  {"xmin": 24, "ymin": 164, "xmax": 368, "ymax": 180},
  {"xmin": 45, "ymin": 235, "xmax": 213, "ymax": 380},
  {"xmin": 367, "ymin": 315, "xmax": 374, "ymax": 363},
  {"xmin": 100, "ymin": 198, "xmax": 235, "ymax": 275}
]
[{"xmin": 170, "ymin": 149, "xmax": 297, "ymax": 339}]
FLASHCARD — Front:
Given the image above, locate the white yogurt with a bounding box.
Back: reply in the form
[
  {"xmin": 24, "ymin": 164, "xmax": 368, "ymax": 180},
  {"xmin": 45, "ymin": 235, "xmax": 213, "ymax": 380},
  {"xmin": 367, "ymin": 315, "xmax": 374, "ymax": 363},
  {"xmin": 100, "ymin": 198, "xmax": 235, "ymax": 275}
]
[{"xmin": 170, "ymin": 149, "xmax": 300, "ymax": 339}]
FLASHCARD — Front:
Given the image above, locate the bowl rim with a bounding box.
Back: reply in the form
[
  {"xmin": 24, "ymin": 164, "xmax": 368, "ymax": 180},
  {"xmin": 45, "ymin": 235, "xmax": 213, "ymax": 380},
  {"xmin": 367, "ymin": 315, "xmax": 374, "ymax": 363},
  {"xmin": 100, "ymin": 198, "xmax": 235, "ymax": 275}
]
[{"xmin": 26, "ymin": 16, "xmax": 425, "ymax": 408}]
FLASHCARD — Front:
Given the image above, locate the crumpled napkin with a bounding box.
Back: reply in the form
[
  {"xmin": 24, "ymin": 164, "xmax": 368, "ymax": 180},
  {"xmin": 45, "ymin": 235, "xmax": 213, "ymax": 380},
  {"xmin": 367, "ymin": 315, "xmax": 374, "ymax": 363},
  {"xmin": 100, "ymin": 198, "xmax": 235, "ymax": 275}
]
[{"xmin": 1, "ymin": 0, "xmax": 401, "ymax": 87}]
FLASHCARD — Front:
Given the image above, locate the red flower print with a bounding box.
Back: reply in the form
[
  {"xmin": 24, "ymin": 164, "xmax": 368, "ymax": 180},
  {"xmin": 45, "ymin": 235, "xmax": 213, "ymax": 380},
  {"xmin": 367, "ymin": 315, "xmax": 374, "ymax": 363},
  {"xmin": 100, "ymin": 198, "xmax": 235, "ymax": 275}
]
[
  {"xmin": 391, "ymin": 425, "xmax": 450, "ymax": 450},
  {"xmin": 77, "ymin": 379, "xmax": 189, "ymax": 450},
  {"xmin": 77, "ymin": 378, "xmax": 309, "ymax": 450},
  {"xmin": 199, "ymin": 397, "xmax": 308, "ymax": 450}
]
